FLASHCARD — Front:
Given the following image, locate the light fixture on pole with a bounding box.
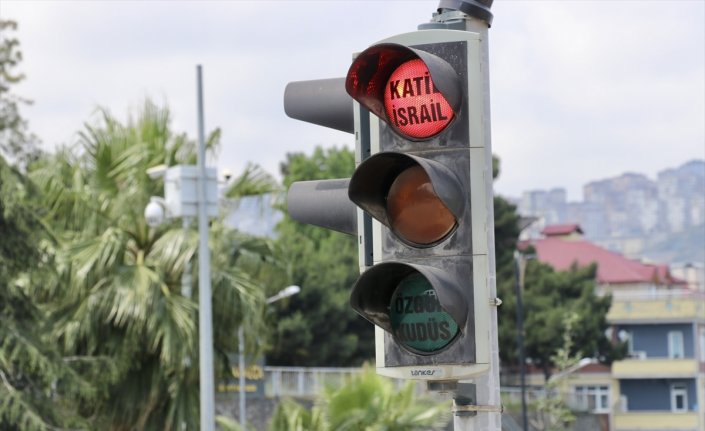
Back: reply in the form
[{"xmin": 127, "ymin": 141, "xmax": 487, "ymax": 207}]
[
  {"xmin": 266, "ymin": 285, "xmax": 301, "ymax": 304},
  {"xmin": 238, "ymin": 285, "xmax": 301, "ymax": 428}
]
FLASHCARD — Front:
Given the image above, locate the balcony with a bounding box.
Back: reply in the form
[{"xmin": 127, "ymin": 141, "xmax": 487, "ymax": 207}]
[
  {"xmin": 613, "ymin": 411, "xmax": 699, "ymax": 430},
  {"xmin": 607, "ymin": 291, "xmax": 705, "ymax": 323},
  {"xmin": 612, "ymin": 358, "xmax": 699, "ymax": 379}
]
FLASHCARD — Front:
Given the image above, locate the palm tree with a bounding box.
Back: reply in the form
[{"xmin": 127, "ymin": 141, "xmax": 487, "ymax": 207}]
[
  {"xmin": 29, "ymin": 100, "xmax": 271, "ymax": 430},
  {"xmin": 269, "ymin": 399, "xmax": 326, "ymax": 431},
  {"xmin": 268, "ymin": 367, "xmax": 451, "ymax": 431}
]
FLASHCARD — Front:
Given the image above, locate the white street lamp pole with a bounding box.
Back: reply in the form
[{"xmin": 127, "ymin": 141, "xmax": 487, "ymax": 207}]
[
  {"xmin": 144, "ymin": 67, "xmax": 217, "ymax": 431},
  {"xmin": 196, "ymin": 65, "xmax": 215, "ymax": 431},
  {"xmin": 238, "ymin": 285, "xmax": 300, "ymax": 428},
  {"xmin": 182, "ymin": 218, "xmax": 192, "ymax": 298}
]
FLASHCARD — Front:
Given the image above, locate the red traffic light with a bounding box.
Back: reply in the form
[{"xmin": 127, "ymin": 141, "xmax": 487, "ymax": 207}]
[
  {"xmin": 384, "ymin": 59, "xmax": 454, "ymax": 139},
  {"xmin": 346, "ymin": 43, "xmax": 462, "ymax": 140}
]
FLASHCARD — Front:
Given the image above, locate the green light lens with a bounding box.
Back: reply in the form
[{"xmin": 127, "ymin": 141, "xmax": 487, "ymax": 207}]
[{"xmin": 389, "ymin": 273, "xmax": 459, "ymax": 354}]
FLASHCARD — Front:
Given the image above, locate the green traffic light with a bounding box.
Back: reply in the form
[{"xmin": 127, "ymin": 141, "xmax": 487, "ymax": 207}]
[{"xmin": 389, "ymin": 273, "xmax": 459, "ymax": 354}]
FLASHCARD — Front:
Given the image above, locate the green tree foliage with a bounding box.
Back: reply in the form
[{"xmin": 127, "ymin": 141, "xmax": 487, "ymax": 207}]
[
  {"xmin": 0, "ymin": 20, "xmax": 40, "ymax": 168},
  {"xmin": 492, "ymin": 158, "xmax": 618, "ymax": 375},
  {"xmin": 0, "ymin": 22, "xmax": 91, "ymax": 429},
  {"xmin": 224, "ymin": 162, "xmax": 280, "ymax": 199},
  {"xmin": 530, "ymin": 312, "xmax": 579, "ymax": 431},
  {"xmin": 28, "ymin": 101, "xmax": 268, "ymax": 430},
  {"xmin": 520, "ymin": 261, "xmax": 612, "ymax": 379},
  {"xmin": 269, "ymin": 399, "xmax": 326, "ymax": 431},
  {"xmin": 268, "ymin": 146, "xmax": 374, "ymax": 366},
  {"xmin": 268, "ymin": 367, "xmax": 450, "ymax": 431},
  {"xmin": 0, "ymin": 157, "xmax": 93, "ymax": 430}
]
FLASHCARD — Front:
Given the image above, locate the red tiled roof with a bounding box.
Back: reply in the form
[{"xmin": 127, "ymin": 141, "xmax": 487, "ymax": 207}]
[
  {"xmin": 541, "ymin": 224, "xmax": 583, "ymax": 236},
  {"xmin": 529, "ymin": 237, "xmax": 685, "ymax": 286}
]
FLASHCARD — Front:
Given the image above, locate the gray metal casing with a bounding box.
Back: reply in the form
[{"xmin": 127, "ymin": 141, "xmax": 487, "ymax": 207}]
[{"xmin": 352, "ymin": 30, "xmax": 491, "ymax": 381}]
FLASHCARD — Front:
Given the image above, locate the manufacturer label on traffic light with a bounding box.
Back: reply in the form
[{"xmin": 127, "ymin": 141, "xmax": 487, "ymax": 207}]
[
  {"xmin": 384, "ymin": 59, "xmax": 454, "ymax": 139},
  {"xmin": 390, "ymin": 273, "xmax": 460, "ymax": 354}
]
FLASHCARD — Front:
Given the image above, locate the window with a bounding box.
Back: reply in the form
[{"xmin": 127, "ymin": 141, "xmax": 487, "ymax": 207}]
[
  {"xmin": 699, "ymin": 328, "xmax": 705, "ymax": 362},
  {"xmin": 668, "ymin": 331, "xmax": 685, "ymax": 359},
  {"xmin": 626, "ymin": 331, "xmax": 634, "ymax": 355},
  {"xmin": 618, "ymin": 329, "xmax": 638, "ymax": 357},
  {"xmin": 671, "ymin": 383, "xmax": 688, "ymax": 413},
  {"xmin": 574, "ymin": 385, "xmax": 610, "ymax": 413}
]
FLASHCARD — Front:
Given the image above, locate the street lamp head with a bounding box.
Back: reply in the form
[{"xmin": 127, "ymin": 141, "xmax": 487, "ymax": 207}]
[
  {"xmin": 146, "ymin": 164, "xmax": 168, "ymax": 179},
  {"xmin": 282, "ymin": 285, "xmax": 301, "ymax": 296},
  {"xmin": 266, "ymin": 285, "xmax": 301, "ymax": 304}
]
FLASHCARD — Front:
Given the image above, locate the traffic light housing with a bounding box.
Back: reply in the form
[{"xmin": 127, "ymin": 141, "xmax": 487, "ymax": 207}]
[
  {"xmin": 345, "ymin": 30, "xmax": 492, "ymax": 380},
  {"xmin": 284, "ymin": 29, "xmax": 492, "ymax": 381}
]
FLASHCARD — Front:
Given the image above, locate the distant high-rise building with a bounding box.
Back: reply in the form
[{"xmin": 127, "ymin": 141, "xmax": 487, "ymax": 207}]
[
  {"xmin": 584, "ymin": 173, "xmax": 659, "ymax": 236},
  {"xmin": 514, "ymin": 159, "xmax": 704, "ymax": 264},
  {"xmin": 657, "ymin": 160, "xmax": 705, "ymax": 233},
  {"xmin": 518, "ymin": 188, "xmax": 568, "ymax": 238}
]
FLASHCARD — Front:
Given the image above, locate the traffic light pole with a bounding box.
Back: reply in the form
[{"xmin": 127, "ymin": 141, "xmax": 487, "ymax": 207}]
[
  {"xmin": 471, "ymin": 15, "xmax": 501, "ymax": 431},
  {"xmin": 421, "ymin": 7, "xmax": 502, "ymax": 431},
  {"xmin": 457, "ymin": 15, "xmax": 501, "ymax": 431}
]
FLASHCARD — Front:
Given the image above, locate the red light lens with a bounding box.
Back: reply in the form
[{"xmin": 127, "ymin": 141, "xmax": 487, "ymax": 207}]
[
  {"xmin": 384, "ymin": 59, "xmax": 455, "ymax": 139},
  {"xmin": 387, "ymin": 165, "xmax": 456, "ymax": 246}
]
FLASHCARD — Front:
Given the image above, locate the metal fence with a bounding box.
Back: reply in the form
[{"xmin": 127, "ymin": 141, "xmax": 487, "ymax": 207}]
[
  {"xmin": 265, "ymin": 366, "xmax": 361, "ymax": 398},
  {"xmin": 264, "ymin": 366, "xmax": 558, "ymax": 403}
]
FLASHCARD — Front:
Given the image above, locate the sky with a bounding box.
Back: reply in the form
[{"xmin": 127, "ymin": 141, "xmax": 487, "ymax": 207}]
[{"xmin": 3, "ymin": 0, "xmax": 704, "ymax": 201}]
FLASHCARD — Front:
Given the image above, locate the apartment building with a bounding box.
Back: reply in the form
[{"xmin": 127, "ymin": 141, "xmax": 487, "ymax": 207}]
[
  {"xmin": 526, "ymin": 224, "xmax": 705, "ymax": 431},
  {"xmin": 608, "ymin": 290, "xmax": 705, "ymax": 430}
]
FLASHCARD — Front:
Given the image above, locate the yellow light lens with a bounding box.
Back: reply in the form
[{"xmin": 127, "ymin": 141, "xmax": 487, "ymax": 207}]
[{"xmin": 386, "ymin": 165, "xmax": 456, "ymax": 246}]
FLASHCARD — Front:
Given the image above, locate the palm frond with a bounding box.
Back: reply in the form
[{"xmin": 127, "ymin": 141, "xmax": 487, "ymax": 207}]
[{"xmin": 224, "ymin": 163, "xmax": 280, "ymax": 198}]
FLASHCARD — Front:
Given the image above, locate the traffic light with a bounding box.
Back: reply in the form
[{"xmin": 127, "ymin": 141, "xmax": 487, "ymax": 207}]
[
  {"xmin": 344, "ymin": 30, "xmax": 492, "ymax": 380},
  {"xmin": 284, "ymin": 29, "xmax": 492, "ymax": 381}
]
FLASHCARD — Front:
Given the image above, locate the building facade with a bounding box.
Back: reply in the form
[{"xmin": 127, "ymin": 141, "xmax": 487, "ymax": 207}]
[
  {"xmin": 526, "ymin": 224, "xmax": 705, "ymax": 431},
  {"xmin": 608, "ymin": 291, "xmax": 705, "ymax": 431}
]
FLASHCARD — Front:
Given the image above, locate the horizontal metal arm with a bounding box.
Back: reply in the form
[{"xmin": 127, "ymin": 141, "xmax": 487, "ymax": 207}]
[
  {"xmin": 287, "ymin": 178, "xmax": 357, "ymax": 235},
  {"xmin": 284, "ymin": 78, "xmax": 354, "ymax": 134}
]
